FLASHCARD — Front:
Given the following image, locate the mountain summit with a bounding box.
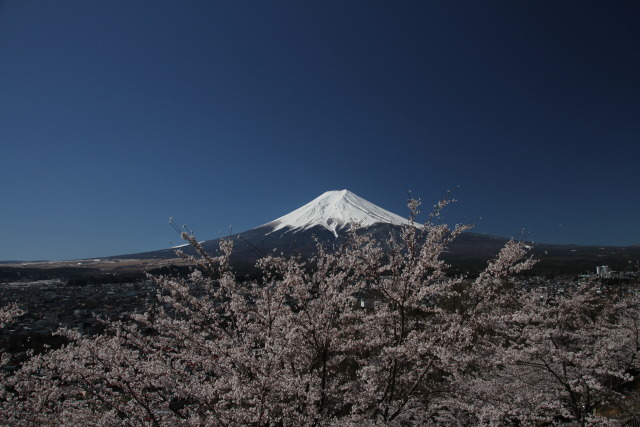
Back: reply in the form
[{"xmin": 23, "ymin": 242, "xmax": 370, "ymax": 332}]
[{"xmin": 262, "ymin": 190, "xmax": 410, "ymax": 237}]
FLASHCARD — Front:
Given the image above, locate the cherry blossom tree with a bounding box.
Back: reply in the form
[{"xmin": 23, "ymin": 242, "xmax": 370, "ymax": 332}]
[
  {"xmin": 0, "ymin": 303, "xmax": 23, "ymax": 369},
  {"xmin": 2, "ymin": 198, "xmax": 639, "ymax": 425},
  {"xmin": 0, "ymin": 303, "xmax": 24, "ymax": 422},
  {"xmin": 457, "ymin": 265, "xmax": 640, "ymax": 425}
]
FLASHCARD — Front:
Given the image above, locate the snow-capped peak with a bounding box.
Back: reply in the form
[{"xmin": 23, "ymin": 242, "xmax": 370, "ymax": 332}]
[{"xmin": 263, "ymin": 190, "xmax": 411, "ymax": 237}]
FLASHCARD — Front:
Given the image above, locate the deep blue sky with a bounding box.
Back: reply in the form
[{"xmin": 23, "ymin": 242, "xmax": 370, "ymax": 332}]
[{"xmin": 1, "ymin": 1, "xmax": 639, "ymax": 260}]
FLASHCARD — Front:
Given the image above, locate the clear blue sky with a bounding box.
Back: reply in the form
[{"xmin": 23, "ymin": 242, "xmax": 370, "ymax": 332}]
[{"xmin": 1, "ymin": 1, "xmax": 639, "ymax": 260}]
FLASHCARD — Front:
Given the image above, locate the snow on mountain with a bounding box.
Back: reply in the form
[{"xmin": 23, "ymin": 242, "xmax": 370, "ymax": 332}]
[{"xmin": 263, "ymin": 190, "xmax": 411, "ymax": 237}]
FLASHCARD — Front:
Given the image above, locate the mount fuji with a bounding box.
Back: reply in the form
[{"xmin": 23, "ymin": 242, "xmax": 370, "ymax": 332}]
[
  {"xmin": 108, "ymin": 190, "xmax": 640, "ymax": 275},
  {"xmin": 110, "ymin": 190, "xmax": 426, "ymax": 264}
]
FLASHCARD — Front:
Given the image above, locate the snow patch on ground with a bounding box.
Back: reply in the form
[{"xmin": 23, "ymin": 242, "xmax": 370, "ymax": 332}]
[{"xmin": 172, "ymin": 241, "xmax": 205, "ymax": 249}]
